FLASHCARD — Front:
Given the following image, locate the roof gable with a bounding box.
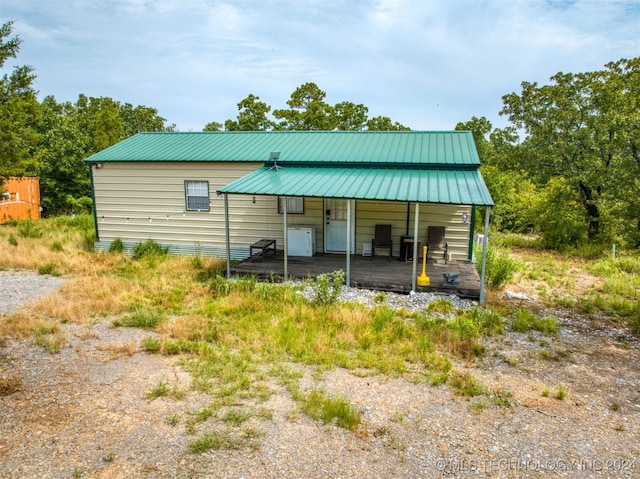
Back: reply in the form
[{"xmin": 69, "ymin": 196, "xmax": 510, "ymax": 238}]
[{"xmin": 84, "ymin": 130, "xmax": 480, "ymax": 167}]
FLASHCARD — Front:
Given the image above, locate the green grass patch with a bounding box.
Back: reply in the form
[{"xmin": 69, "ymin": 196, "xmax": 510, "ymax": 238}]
[
  {"xmin": 299, "ymin": 388, "xmax": 361, "ymax": 431},
  {"xmin": 113, "ymin": 309, "xmax": 167, "ymax": 330},
  {"xmin": 511, "ymin": 308, "xmax": 557, "ymax": 335}
]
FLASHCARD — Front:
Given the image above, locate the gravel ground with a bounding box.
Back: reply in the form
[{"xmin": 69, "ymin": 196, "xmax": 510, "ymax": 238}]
[{"xmin": 1, "ymin": 271, "xmax": 640, "ymax": 479}]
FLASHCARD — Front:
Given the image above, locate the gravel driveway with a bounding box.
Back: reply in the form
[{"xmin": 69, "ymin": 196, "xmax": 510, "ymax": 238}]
[{"xmin": 1, "ymin": 272, "xmax": 639, "ymax": 478}]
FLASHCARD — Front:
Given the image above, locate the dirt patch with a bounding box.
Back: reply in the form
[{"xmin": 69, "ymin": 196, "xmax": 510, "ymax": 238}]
[{"xmin": 1, "ymin": 281, "xmax": 639, "ymax": 478}]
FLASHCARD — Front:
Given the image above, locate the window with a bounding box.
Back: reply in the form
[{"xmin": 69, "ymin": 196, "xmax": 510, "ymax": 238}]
[
  {"xmin": 185, "ymin": 180, "xmax": 210, "ymax": 211},
  {"xmin": 278, "ymin": 196, "xmax": 304, "ymax": 214}
]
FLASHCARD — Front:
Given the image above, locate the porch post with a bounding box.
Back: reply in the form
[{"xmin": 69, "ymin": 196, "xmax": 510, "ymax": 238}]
[
  {"xmin": 412, "ymin": 202, "xmax": 420, "ymax": 292},
  {"xmin": 479, "ymin": 206, "xmax": 491, "ymax": 305},
  {"xmin": 283, "ymin": 197, "xmax": 288, "ymax": 281},
  {"xmin": 346, "ymin": 199, "xmax": 351, "ymax": 287},
  {"xmin": 223, "ymin": 193, "xmax": 231, "ymax": 279}
]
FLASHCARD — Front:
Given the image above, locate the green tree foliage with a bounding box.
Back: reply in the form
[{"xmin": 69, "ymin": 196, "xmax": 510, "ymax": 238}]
[
  {"xmin": 500, "ymin": 58, "xmax": 640, "ymax": 244},
  {"xmin": 224, "ymin": 94, "xmax": 274, "ymax": 131},
  {"xmin": 273, "ymin": 82, "xmax": 336, "ymax": 130},
  {"xmin": 218, "ymin": 82, "xmax": 408, "ymax": 132},
  {"xmin": 365, "ymin": 115, "xmax": 410, "ymax": 131},
  {"xmin": 37, "ymin": 94, "xmax": 174, "ymax": 214},
  {"xmin": 0, "ymin": 21, "xmax": 41, "ymax": 180}
]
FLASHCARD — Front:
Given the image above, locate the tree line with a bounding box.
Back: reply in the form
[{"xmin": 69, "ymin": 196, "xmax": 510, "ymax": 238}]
[
  {"xmin": 458, "ymin": 56, "xmax": 640, "ymax": 249},
  {"xmin": 2, "ymin": 20, "xmax": 639, "ymax": 249}
]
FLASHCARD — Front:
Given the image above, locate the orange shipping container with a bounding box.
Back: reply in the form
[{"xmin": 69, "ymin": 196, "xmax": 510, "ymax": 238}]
[{"xmin": 0, "ymin": 177, "xmax": 41, "ymax": 224}]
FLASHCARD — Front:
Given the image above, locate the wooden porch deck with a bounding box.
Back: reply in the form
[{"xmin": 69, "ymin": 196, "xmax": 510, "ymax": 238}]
[{"xmin": 231, "ymin": 252, "xmax": 481, "ymax": 299}]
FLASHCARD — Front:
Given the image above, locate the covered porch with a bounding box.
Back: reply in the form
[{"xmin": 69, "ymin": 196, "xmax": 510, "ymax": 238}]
[{"xmin": 231, "ymin": 252, "xmax": 481, "ymax": 299}]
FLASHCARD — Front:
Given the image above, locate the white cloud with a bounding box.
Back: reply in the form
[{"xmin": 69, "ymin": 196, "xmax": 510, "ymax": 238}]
[{"xmin": 2, "ymin": 0, "xmax": 639, "ymax": 131}]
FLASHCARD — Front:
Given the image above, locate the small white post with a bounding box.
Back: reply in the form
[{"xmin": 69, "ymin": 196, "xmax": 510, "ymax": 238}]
[{"xmin": 612, "ymin": 244, "xmax": 616, "ymax": 259}]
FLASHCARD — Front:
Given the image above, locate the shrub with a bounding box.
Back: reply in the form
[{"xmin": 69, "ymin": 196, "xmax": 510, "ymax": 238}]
[
  {"xmin": 108, "ymin": 238, "xmax": 124, "ymax": 253},
  {"xmin": 475, "ymin": 243, "xmax": 519, "ymax": 289},
  {"xmin": 132, "ymin": 239, "xmax": 169, "ymax": 259},
  {"xmin": 311, "ymin": 270, "xmax": 345, "ymax": 304}
]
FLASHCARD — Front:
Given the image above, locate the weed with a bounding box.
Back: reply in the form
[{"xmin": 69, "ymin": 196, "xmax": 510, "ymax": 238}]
[
  {"xmin": 7, "ymin": 234, "xmax": 17, "ymax": 246},
  {"xmin": 17, "ymin": 219, "xmax": 43, "ymax": 239},
  {"xmin": 373, "ymin": 291, "xmax": 387, "ymax": 303},
  {"xmin": 491, "ymin": 388, "xmax": 513, "ymax": 408},
  {"xmin": 427, "ymin": 298, "xmax": 455, "ymax": 315},
  {"xmin": 541, "ymin": 388, "xmax": 550, "ymax": 397},
  {"xmin": 71, "ymin": 466, "xmax": 84, "ymax": 478},
  {"xmin": 33, "ymin": 324, "xmax": 65, "ymax": 353},
  {"xmin": 223, "ymin": 409, "xmax": 252, "ymax": 426},
  {"xmin": 300, "ymin": 388, "xmax": 361, "ymax": 430},
  {"xmin": 475, "ymin": 243, "xmax": 519, "ymax": 289},
  {"xmin": 449, "ymin": 370, "xmax": 487, "ymax": 397},
  {"xmin": 102, "ymin": 452, "xmax": 116, "ymax": 462},
  {"xmin": 538, "ymin": 349, "xmax": 551, "ymax": 360},
  {"xmin": 168, "ymin": 413, "xmax": 181, "ymax": 426},
  {"xmin": 50, "ymin": 241, "xmax": 63, "ymax": 252},
  {"xmin": 37, "ymin": 263, "xmax": 60, "ymax": 276},
  {"xmin": 108, "ymin": 238, "xmax": 124, "ymax": 253},
  {"xmin": 132, "ymin": 239, "xmax": 169, "ymax": 260},
  {"xmin": 114, "ymin": 309, "xmax": 166, "ymax": 330},
  {"xmin": 614, "ymin": 423, "xmax": 625, "ymax": 431},
  {"xmin": 145, "ymin": 380, "xmax": 171, "ymax": 399},
  {"xmin": 188, "ymin": 428, "xmax": 256, "ymax": 453},
  {"xmin": 511, "ymin": 308, "xmax": 557, "ymax": 335},
  {"xmin": 555, "ymin": 386, "xmax": 567, "ymax": 400},
  {"xmin": 610, "ymin": 402, "xmax": 620, "ymax": 412},
  {"xmin": 311, "ymin": 270, "xmax": 345, "ymax": 304}
]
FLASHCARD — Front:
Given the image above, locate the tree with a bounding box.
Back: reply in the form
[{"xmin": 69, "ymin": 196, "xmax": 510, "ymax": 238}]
[
  {"xmin": 334, "ymin": 101, "xmax": 368, "ymax": 130},
  {"xmin": 273, "ymin": 82, "xmax": 336, "ymax": 130},
  {"xmin": 224, "ymin": 94, "xmax": 274, "ymax": 131},
  {"xmin": 119, "ymin": 102, "xmax": 174, "ymax": 137},
  {"xmin": 0, "ymin": 21, "xmax": 41, "ymax": 180},
  {"xmin": 365, "ymin": 116, "xmax": 410, "ymax": 131},
  {"xmin": 203, "ymin": 121, "xmax": 223, "ymax": 132},
  {"xmin": 37, "ymin": 96, "xmax": 91, "ymax": 214},
  {"xmin": 500, "ymin": 59, "xmax": 640, "ymax": 243}
]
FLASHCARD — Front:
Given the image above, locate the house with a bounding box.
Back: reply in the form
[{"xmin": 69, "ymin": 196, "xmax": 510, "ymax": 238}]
[
  {"xmin": 84, "ymin": 131, "xmax": 493, "ymax": 300},
  {"xmin": 0, "ymin": 177, "xmax": 41, "ymax": 224}
]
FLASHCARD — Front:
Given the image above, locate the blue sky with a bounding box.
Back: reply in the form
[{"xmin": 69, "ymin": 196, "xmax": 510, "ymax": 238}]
[{"xmin": 2, "ymin": 0, "xmax": 639, "ymax": 132}]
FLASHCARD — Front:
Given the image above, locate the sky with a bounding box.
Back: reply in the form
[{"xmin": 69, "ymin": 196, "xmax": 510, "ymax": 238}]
[{"xmin": 1, "ymin": 0, "xmax": 639, "ymax": 132}]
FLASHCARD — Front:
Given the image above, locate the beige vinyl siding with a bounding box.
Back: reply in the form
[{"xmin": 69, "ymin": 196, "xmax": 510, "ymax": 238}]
[
  {"xmin": 355, "ymin": 201, "xmax": 472, "ymax": 260},
  {"xmin": 93, "ymin": 162, "xmax": 472, "ymax": 259},
  {"xmin": 93, "ymin": 162, "xmax": 328, "ymax": 256}
]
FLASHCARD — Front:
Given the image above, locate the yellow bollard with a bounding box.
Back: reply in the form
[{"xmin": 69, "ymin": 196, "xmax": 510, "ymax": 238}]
[{"xmin": 417, "ymin": 245, "xmax": 430, "ymax": 286}]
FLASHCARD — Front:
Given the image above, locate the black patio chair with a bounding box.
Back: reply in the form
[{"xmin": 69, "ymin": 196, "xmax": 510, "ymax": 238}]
[{"xmin": 372, "ymin": 224, "xmax": 393, "ymax": 261}]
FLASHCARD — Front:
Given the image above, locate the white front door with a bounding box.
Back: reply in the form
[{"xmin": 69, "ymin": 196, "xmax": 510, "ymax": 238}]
[{"xmin": 324, "ymin": 198, "xmax": 355, "ymax": 253}]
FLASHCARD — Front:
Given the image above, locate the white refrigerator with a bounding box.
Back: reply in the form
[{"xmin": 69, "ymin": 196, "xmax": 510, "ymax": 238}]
[{"xmin": 287, "ymin": 226, "xmax": 316, "ymax": 256}]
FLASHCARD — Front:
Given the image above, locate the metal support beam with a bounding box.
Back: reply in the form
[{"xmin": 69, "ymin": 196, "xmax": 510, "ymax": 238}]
[
  {"xmin": 479, "ymin": 206, "xmax": 491, "ymax": 305},
  {"xmin": 412, "ymin": 202, "xmax": 420, "ymax": 292},
  {"xmin": 346, "ymin": 199, "xmax": 351, "ymax": 287},
  {"xmin": 283, "ymin": 197, "xmax": 288, "ymax": 281},
  {"xmin": 224, "ymin": 193, "xmax": 231, "ymax": 279}
]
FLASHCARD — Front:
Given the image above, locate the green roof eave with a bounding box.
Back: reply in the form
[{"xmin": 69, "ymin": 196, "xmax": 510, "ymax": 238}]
[{"xmin": 217, "ymin": 166, "xmax": 494, "ymax": 206}]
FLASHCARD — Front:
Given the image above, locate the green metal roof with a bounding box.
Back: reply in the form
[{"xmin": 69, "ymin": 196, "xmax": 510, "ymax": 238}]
[
  {"xmin": 84, "ymin": 130, "xmax": 480, "ymax": 167},
  {"xmin": 217, "ymin": 166, "xmax": 494, "ymax": 206}
]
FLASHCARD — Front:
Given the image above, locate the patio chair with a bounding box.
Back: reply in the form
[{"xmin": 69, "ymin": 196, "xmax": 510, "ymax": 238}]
[
  {"xmin": 372, "ymin": 224, "xmax": 393, "ymax": 261},
  {"xmin": 427, "ymin": 226, "xmax": 448, "ymax": 259}
]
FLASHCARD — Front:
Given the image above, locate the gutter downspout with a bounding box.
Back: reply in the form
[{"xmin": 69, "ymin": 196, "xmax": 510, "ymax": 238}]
[
  {"xmin": 479, "ymin": 206, "xmax": 491, "ymax": 305},
  {"xmin": 468, "ymin": 205, "xmax": 476, "ymax": 260},
  {"xmin": 224, "ymin": 193, "xmax": 231, "ymax": 279}
]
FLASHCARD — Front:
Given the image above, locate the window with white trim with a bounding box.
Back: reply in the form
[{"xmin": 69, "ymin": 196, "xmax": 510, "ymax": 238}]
[
  {"xmin": 185, "ymin": 180, "xmax": 210, "ymax": 211},
  {"xmin": 278, "ymin": 196, "xmax": 304, "ymax": 214}
]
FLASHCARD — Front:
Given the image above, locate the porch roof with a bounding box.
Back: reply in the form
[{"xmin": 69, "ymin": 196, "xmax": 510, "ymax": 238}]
[{"xmin": 217, "ymin": 166, "xmax": 494, "ymax": 206}]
